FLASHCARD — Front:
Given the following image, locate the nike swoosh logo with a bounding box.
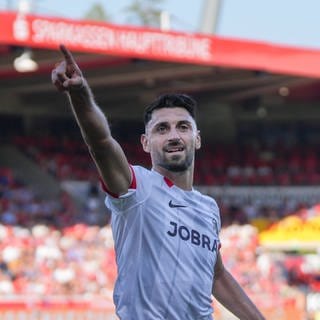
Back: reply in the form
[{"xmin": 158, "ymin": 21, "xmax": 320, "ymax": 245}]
[{"xmin": 168, "ymin": 200, "xmax": 187, "ymax": 208}]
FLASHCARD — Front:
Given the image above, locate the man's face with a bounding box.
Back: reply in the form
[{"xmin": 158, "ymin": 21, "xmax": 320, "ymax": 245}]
[{"xmin": 141, "ymin": 107, "xmax": 201, "ymax": 172}]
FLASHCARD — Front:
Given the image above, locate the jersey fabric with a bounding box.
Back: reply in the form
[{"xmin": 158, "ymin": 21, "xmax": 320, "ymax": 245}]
[{"xmin": 104, "ymin": 165, "xmax": 221, "ymax": 320}]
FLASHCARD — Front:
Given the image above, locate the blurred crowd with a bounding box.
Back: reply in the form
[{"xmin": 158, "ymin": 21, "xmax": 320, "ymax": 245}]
[
  {"xmin": 0, "ymin": 132, "xmax": 319, "ymax": 320},
  {"xmin": 219, "ymin": 225, "xmax": 303, "ymax": 310},
  {"xmin": 0, "ymin": 222, "xmax": 116, "ymax": 297},
  {"xmin": 12, "ymin": 135, "xmax": 320, "ymax": 186},
  {"xmin": 0, "ymin": 171, "xmax": 300, "ymax": 302},
  {"xmin": 0, "ymin": 167, "xmax": 78, "ymax": 227},
  {"xmin": 0, "ymin": 159, "xmax": 115, "ymax": 298}
]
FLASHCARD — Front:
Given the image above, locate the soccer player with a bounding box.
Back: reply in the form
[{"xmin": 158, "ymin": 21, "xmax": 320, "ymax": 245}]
[{"xmin": 52, "ymin": 45, "xmax": 266, "ymax": 320}]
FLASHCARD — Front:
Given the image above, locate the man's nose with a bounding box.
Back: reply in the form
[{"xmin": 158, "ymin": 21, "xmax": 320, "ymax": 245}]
[{"xmin": 167, "ymin": 128, "xmax": 181, "ymax": 140}]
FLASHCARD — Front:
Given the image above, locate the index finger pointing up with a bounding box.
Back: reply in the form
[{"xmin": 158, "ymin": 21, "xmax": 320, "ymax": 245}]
[{"xmin": 59, "ymin": 44, "xmax": 76, "ymax": 65}]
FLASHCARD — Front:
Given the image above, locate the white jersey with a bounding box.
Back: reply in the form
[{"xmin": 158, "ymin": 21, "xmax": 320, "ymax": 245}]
[{"xmin": 104, "ymin": 165, "xmax": 221, "ymax": 320}]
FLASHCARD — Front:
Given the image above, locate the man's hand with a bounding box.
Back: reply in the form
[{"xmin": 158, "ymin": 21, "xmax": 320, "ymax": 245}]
[{"xmin": 51, "ymin": 45, "xmax": 84, "ymax": 92}]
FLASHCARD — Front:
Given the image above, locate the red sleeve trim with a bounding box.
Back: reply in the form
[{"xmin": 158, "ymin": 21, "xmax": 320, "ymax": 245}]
[
  {"xmin": 99, "ymin": 165, "xmax": 137, "ymax": 198},
  {"xmin": 130, "ymin": 165, "xmax": 137, "ymax": 189}
]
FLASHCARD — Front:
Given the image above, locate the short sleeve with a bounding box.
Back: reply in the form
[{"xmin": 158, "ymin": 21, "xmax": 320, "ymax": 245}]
[{"xmin": 104, "ymin": 166, "xmax": 152, "ymax": 215}]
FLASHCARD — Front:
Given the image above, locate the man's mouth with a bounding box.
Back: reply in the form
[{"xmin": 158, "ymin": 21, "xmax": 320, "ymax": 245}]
[{"xmin": 165, "ymin": 147, "xmax": 184, "ymax": 153}]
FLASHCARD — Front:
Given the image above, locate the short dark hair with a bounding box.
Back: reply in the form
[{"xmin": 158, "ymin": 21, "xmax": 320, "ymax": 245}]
[{"xmin": 143, "ymin": 93, "xmax": 197, "ymax": 126}]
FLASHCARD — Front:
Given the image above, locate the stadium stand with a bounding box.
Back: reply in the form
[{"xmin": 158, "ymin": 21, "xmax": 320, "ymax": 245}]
[
  {"xmin": 10, "ymin": 134, "xmax": 320, "ymax": 186},
  {"xmin": 0, "ymin": 140, "xmax": 318, "ymax": 319},
  {"xmin": 1, "ymin": 9, "xmax": 320, "ymax": 317},
  {"xmin": 2, "ymin": 128, "xmax": 320, "ymax": 319}
]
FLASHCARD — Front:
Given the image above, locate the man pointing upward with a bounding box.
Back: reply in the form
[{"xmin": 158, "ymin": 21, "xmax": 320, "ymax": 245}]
[{"xmin": 52, "ymin": 45, "xmax": 265, "ymax": 320}]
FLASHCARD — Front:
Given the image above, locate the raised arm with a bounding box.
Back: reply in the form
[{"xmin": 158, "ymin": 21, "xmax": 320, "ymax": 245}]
[
  {"xmin": 213, "ymin": 252, "xmax": 266, "ymax": 320},
  {"xmin": 51, "ymin": 45, "xmax": 132, "ymax": 196}
]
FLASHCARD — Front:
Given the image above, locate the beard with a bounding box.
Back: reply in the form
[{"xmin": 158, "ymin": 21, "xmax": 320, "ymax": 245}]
[{"xmin": 158, "ymin": 152, "xmax": 194, "ymax": 172}]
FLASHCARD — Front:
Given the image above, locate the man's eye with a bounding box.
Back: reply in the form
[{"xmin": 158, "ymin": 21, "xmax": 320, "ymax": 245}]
[
  {"xmin": 157, "ymin": 126, "xmax": 167, "ymax": 133},
  {"xmin": 179, "ymin": 124, "xmax": 189, "ymax": 131}
]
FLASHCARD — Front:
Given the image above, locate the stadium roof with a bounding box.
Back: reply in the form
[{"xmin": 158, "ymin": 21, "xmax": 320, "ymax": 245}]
[{"xmin": 1, "ymin": 11, "xmax": 320, "ymax": 125}]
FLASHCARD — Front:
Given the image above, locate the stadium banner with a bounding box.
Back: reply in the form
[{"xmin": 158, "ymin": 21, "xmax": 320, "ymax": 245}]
[
  {"xmin": 1, "ymin": 11, "xmax": 320, "ymax": 77},
  {"xmin": 197, "ymin": 185, "xmax": 320, "ymax": 205},
  {"xmin": 0, "ymin": 297, "xmax": 306, "ymax": 320}
]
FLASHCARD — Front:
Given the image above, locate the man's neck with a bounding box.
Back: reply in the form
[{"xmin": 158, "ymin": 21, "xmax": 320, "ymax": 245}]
[{"xmin": 153, "ymin": 166, "xmax": 194, "ymax": 191}]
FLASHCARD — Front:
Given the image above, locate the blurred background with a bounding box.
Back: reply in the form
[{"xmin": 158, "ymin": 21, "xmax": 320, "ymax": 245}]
[{"xmin": 0, "ymin": 0, "xmax": 320, "ymax": 319}]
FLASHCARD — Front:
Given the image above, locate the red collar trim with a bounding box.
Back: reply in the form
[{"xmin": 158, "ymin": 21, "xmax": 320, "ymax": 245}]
[{"xmin": 164, "ymin": 176, "xmax": 174, "ymax": 187}]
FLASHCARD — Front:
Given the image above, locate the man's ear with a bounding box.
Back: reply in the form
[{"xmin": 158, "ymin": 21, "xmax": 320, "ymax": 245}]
[
  {"xmin": 195, "ymin": 130, "xmax": 201, "ymax": 150},
  {"xmin": 141, "ymin": 134, "xmax": 150, "ymax": 153}
]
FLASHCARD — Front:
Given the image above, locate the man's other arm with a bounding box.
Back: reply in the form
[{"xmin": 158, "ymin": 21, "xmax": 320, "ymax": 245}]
[{"xmin": 212, "ymin": 252, "xmax": 266, "ymax": 320}]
